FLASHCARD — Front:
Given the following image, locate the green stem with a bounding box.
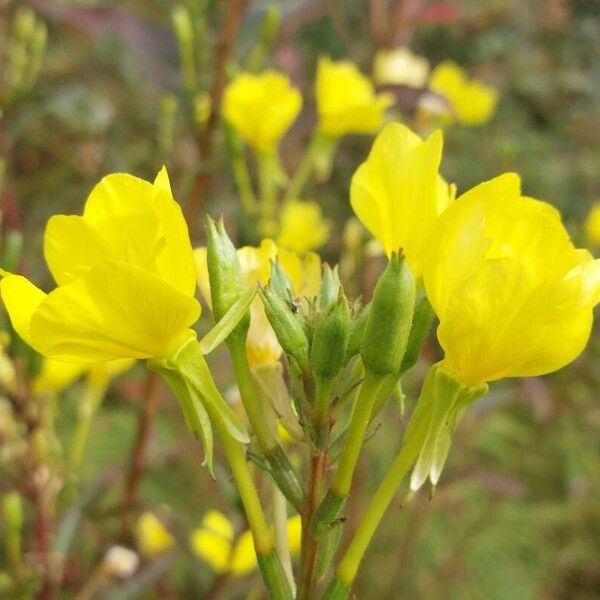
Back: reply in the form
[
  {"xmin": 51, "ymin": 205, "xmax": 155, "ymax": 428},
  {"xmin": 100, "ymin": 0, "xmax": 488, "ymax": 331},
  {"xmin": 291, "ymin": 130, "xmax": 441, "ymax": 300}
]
[
  {"xmin": 329, "ymin": 370, "xmax": 383, "ymax": 498},
  {"xmin": 258, "ymin": 151, "xmax": 278, "ymax": 222},
  {"xmin": 325, "ymin": 442, "xmax": 418, "ymax": 597},
  {"xmin": 273, "ymin": 485, "xmax": 294, "ymax": 592},
  {"xmin": 68, "ymin": 383, "xmax": 106, "ymax": 471},
  {"xmin": 284, "ymin": 131, "xmax": 319, "ymax": 204},
  {"xmin": 314, "ymin": 376, "xmax": 335, "ymax": 450},
  {"xmin": 228, "ymin": 336, "xmax": 306, "ymax": 510},
  {"xmin": 231, "ymin": 150, "xmax": 257, "ymax": 213}
]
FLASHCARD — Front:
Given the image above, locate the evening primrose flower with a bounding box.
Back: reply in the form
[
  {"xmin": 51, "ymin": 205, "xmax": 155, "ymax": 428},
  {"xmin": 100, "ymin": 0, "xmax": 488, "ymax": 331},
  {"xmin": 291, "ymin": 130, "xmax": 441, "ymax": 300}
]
[
  {"xmin": 585, "ymin": 202, "xmax": 600, "ymax": 246},
  {"xmin": 350, "ymin": 122, "xmax": 453, "ymax": 277},
  {"xmin": 428, "ymin": 60, "xmax": 498, "ymax": 126},
  {"xmin": 0, "ymin": 168, "xmax": 199, "ymax": 362},
  {"xmin": 373, "ymin": 47, "xmax": 430, "ymax": 88},
  {"xmin": 276, "ymin": 200, "xmax": 330, "ymax": 253},
  {"xmin": 316, "ymin": 56, "xmax": 393, "ymax": 137},
  {"xmin": 424, "ymin": 173, "xmax": 600, "ymax": 385},
  {"xmin": 135, "ymin": 511, "xmax": 175, "ymax": 559},
  {"xmin": 222, "ymin": 70, "xmax": 302, "ymax": 154},
  {"xmin": 195, "ymin": 239, "xmax": 320, "ymax": 366}
]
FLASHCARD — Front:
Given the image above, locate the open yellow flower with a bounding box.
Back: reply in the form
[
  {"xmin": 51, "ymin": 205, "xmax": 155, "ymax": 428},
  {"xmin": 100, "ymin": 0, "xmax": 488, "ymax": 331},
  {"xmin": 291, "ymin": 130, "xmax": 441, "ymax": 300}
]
[
  {"xmin": 373, "ymin": 47, "xmax": 430, "ymax": 88},
  {"xmin": 195, "ymin": 239, "xmax": 320, "ymax": 366},
  {"xmin": 276, "ymin": 200, "xmax": 330, "ymax": 254},
  {"xmin": 222, "ymin": 70, "xmax": 302, "ymax": 154},
  {"xmin": 428, "ymin": 60, "xmax": 498, "ymax": 126},
  {"xmin": 190, "ymin": 510, "xmax": 301, "ymax": 576},
  {"xmin": 0, "ymin": 168, "xmax": 199, "ymax": 362},
  {"xmin": 350, "ymin": 122, "xmax": 453, "ymax": 277},
  {"xmin": 424, "ymin": 173, "xmax": 600, "ymax": 385},
  {"xmin": 316, "ymin": 56, "xmax": 393, "ymax": 137}
]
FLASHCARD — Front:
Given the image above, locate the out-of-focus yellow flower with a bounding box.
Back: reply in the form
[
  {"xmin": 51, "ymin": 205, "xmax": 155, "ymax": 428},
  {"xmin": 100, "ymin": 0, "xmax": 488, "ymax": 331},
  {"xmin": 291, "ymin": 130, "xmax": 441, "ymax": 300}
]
[
  {"xmin": 0, "ymin": 333, "xmax": 17, "ymax": 394},
  {"xmin": 277, "ymin": 200, "xmax": 330, "ymax": 253},
  {"xmin": 135, "ymin": 512, "xmax": 175, "ymax": 559},
  {"xmin": 222, "ymin": 71, "xmax": 302, "ymax": 154},
  {"xmin": 0, "ymin": 168, "xmax": 199, "ymax": 363},
  {"xmin": 428, "ymin": 60, "xmax": 498, "ymax": 126},
  {"xmin": 286, "ymin": 514, "xmax": 301, "ymax": 555},
  {"xmin": 189, "ymin": 510, "xmax": 234, "ymax": 573},
  {"xmin": 373, "ymin": 47, "xmax": 430, "ymax": 88},
  {"xmin": 424, "ymin": 173, "xmax": 600, "ymax": 385},
  {"xmin": 195, "ymin": 239, "xmax": 321, "ymax": 366},
  {"xmin": 32, "ymin": 358, "xmax": 134, "ymax": 395},
  {"xmin": 316, "ymin": 56, "xmax": 393, "ymax": 137},
  {"xmin": 350, "ymin": 122, "xmax": 453, "ymax": 278},
  {"xmin": 585, "ymin": 203, "xmax": 600, "ymax": 246},
  {"xmin": 190, "ymin": 510, "xmax": 301, "ymax": 576}
]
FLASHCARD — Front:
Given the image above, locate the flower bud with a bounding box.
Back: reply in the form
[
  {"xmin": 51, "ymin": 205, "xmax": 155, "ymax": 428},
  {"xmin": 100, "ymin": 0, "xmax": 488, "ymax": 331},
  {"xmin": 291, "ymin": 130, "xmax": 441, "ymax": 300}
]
[
  {"xmin": 345, "ymin": 302, "xmax": 370, "ymax": 360},
  {"xmin": 269, "ymin": 259, "xmax": 295, "ymax": 300},
  {"xmin": 311, "ymin": 292, "xmax": 351, "ymax": 378},
  {"xmin": 361, "ymin": 253, "xmax": 415, "ymax": 375},
  {"xmin": 205, "ymin": 216, "xmax": 250, "ymax": 338},
  {"xmin": 258, "ymin": 286, "xmax": 310, "ymax": 372},
  {"xmin": 319, "ymin": 264, "xmax": 341, "ymax": 311}
]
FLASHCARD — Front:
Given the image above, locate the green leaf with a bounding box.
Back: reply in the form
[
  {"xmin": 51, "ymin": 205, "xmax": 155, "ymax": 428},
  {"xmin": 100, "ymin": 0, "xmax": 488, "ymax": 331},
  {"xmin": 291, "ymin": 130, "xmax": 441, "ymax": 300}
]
[{"xmin": 199, "ymin": 286, "xmax": 256, "ymax": 354}]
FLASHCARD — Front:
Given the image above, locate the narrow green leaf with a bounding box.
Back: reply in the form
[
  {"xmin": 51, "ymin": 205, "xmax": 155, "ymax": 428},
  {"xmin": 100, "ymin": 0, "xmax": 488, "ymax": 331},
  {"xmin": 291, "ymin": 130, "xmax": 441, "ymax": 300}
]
[{"xmin": 199, "ymin": 286, "xmax": 256, "ymax": 354}]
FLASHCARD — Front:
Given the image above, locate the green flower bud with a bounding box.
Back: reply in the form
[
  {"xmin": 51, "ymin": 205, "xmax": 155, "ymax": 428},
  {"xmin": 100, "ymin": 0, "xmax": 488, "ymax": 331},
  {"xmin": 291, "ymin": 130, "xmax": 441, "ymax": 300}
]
[
  {"xmin": 205, "ymin": 216, "xmax": 250, "ymax": 338},
  {"xmin": 361, "ymin": 253, "xmax": 415, "ymax": 375},
  {"xmin": 269, "ymin": 258, "xmax": 295, "ymax": 300},
  {"xmin": 345, "ymin": 302, "xmax": 370, "ymax": 361},
  {"xmin": 311, "ymin": 292, "xmax": 351, "ymax": 378},
  {"xmin": 400, "ymin": 294, "xmax": 435, "ymax": 374},
  {"xmin": 319, "ymin": 264, "xmax": 341, "ymax": 311},
  {"xmin": 259, "ymin": 286, "xmax": 310, "ymax": 372}
]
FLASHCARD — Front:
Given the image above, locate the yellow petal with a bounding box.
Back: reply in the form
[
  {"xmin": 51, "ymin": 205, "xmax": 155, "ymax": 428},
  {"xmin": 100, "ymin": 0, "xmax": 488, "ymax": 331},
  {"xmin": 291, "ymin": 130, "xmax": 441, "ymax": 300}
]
[
  {"xmin": 276, "ymin": 200, "xmax": 330, "ymax": 254},
  {"xmin": 29, "ymin": 261, "xmax": 200, "ymax": 361},
  {"xmin": 33, "ymin": 359, "xmax": 87, "ymax": 394},
  {"xmin": 229, "ymin": 530, "xmax": 257, "ymax": 576},
  {"xmin": 0, "ymin": 275, "xmax": 46, "ymax": 347},
  {"xmin": 350, "ymin": 122, "xmax": 448, "ymax": 277},
  {"xmin": 135, "ymin": 512, "xmax": 174, "ymax": 559}
]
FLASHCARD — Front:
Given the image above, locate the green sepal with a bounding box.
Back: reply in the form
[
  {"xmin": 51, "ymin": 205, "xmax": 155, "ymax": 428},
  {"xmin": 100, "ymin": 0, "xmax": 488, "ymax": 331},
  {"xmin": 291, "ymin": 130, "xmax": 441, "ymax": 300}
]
[
  {"xmin": 149, "ymin": 333, "xmax": 250, "ymax": 478},
  {"xmin": 406, "ymin": 364, "xmax": 488, "ymax": 491},
  {"xmin": 154, "ymin": 363, "xmax": 215, "ymax": 478},
  {"xmin": 199, "ymin": 286, "xmax": 256, "ymax": 354}
]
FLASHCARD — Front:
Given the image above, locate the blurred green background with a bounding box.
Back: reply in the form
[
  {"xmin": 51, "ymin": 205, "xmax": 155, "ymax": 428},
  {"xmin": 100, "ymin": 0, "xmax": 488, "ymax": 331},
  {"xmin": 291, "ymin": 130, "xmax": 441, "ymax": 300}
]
[{"xmin": 1, "ymin": 0, "xmax": 600, "ymax": 598}]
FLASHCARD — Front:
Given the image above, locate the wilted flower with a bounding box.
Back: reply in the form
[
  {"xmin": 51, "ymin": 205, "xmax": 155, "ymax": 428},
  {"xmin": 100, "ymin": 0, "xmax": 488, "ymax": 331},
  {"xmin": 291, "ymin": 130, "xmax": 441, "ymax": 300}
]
[
  {"xmin": 102, "ymin": 546, "xmax": 140, "ymax": 578},
  {"xmin": 0, "ymin": 168, "xmax": 199, "ymax": 362},
  {"xmin": 428, "ymin": 60, "xmax": 498, "ymax": 126},
  {"xmin": 373, "ymin": 47, "xmax": 430, "ymax": 88},
  {"xmin": 316, "ymin": 56, "xmax": 393, "ymax": 137},
  {"xmin": 222, "ymin": 70, "xmax": 302, "ymax": 154}
]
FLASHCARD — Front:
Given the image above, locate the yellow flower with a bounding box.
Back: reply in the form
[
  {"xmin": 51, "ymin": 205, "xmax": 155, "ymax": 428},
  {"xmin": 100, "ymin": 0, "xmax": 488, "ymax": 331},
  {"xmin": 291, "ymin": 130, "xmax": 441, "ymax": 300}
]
[
  {"xmin": 32, "ymin": 358, "xmax": 134, "ymax": 395},
  {"xmin": 0, "ymin": 168, "xmax": 200, "ymax": 362},
  {"xmin": 585, "ymin": 202, "xmax": 600, "ymax": 246},
  {"xmin": 189, "ymin": 510, "xmax": 234, "ymax": 573},
  {"xmin": 373, "ymin": 47, "xmax": 430, "ymax": 88},
  {"xmin": 316, "ymin": 56, "xmax": 393, "ymax": 137},
  {"xmin": 423, "ymin": 173, "xmax": 600, "ymax": 385},
  {"xmin": 277, "ymin": 200, "xmax": 330, "ymax": 253},
  {"xmin": 190, "ymin": 510, "xmax": 302, "ymax": 576},
  {"xmin": 428, "ymin": 60, "xmax": 498, "ymax": 126},
  {"xmin": 350, "ymin": 122, "xmax": 453, "ymax": 277},
  {"xmin": 195, "ymin": 239, "xmax": 321, "ymax": 366},
  {"xmin": 222, "ymin": 70, "xmax": 302, "ymax": 154},
  {"xmin": 135, "ymin": 512, "xmax": 174, "ymax": 559}
]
